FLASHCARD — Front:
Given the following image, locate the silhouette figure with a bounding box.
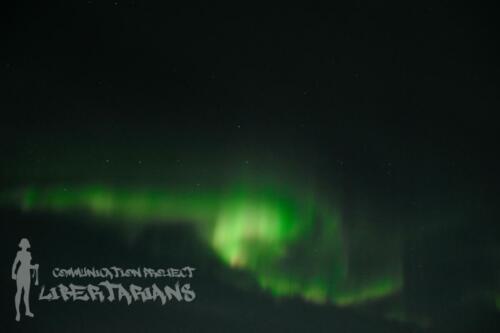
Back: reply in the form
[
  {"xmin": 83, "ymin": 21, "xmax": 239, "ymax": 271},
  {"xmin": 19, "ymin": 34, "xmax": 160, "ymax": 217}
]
[{"xmin": 11, "ymin": 238, "xmax": 38, "ymax": 322}]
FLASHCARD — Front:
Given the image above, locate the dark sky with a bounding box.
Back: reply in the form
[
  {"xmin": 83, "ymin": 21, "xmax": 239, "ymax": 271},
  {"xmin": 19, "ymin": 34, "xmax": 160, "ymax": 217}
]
[
  {"xmin": 1, "ymin": 2, "xmax": 499, "ymax": 332},
  {"xmin": 2, "ymin": 2, "xmax": 498, "ymax": 226},
  {"xmin": 2, "ymin": 2, "xmax": 499, "ymax": 189}
]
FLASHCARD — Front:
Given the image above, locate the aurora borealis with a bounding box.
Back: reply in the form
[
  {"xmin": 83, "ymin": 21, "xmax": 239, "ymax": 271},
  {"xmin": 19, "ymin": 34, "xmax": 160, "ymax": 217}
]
[
  {"xmin": 2, "ymin": 181, "xmax": 401, "ymax": 306},
  {"xmin": 2, "ymin": 2, "xmax": 500, "ymax": 332}
]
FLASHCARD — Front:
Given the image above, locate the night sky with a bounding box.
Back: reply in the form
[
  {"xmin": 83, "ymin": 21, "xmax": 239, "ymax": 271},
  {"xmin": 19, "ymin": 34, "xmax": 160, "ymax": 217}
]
[{"xmin": 1, "ymin": 2, "xmax": 499, "ymax": 332}]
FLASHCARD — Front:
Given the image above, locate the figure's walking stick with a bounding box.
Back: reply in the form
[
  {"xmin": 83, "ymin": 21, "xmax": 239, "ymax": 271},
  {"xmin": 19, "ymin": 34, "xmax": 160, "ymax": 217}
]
[{"xmin": 32, "ymin": 265, "xmax": 39, "ymax": 286}]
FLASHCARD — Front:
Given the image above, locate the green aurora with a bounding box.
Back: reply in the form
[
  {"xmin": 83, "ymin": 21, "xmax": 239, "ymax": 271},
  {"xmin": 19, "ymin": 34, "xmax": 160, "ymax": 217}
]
[{"xmin": 2, "ymin": 182, "xmax": 403, "ymax": 307}]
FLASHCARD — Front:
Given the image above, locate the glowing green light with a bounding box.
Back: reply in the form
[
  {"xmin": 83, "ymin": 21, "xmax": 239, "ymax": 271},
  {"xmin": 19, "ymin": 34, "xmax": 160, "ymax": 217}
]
[
  {"xmin": 3, "ymin": 184, "xmax": 402, "ymax": 306},
  {"xmin": 335, "ymin": 276, "xmax": 402, "ymax": 306},
  {"xmin": 212, "ymin": 195, "xmax": 307, "ymax": 269}
]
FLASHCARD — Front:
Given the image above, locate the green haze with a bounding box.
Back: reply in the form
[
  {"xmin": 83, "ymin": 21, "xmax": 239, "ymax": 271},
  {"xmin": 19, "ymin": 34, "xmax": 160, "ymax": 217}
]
[{"xmin": 2, "ymin": 183, "xmax": 402, "ymax": 306}]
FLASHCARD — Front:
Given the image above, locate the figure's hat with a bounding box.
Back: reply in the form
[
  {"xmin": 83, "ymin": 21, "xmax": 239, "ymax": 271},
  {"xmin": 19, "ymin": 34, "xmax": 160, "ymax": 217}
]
[{"xmin": 19, "ymin": 238, "xmax": 30, "ymax": 249}]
